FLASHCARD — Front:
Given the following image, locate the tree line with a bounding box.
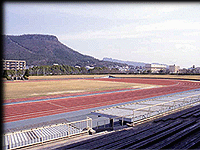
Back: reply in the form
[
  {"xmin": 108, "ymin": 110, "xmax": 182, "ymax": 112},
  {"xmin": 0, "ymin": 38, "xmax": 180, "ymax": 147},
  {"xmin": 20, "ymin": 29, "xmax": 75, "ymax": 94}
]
[
  {"xmin": 28, "ymin": 65, "xmax": 120, "ymax": 76},
  {"xmin": 3, "ymin": 64, "xmax": 200, "ymax": 80},
  {"xmin": 3, "ymin": 64, "xmax": 121, "ymax": 80}
]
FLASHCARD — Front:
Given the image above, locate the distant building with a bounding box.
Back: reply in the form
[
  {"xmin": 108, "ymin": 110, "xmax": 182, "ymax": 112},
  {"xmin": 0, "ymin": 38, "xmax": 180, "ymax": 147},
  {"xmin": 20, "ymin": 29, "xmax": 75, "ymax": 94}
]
[
  {"xmin": 179, "ymin": 68, "xmax": 188, "ymax": 74},
  {"xmin": 196, "ymin": 67, "xmax": 200, "ymax": 74},
  {"xmin": 188, "ymin": 66, "xmax": 200, "ymax": 74},
  {"xmin": 169, "ymin": 64, "xmax": 180, "ymax": 73},
  {"xmin": 75, "ymin": 65, "xmax": 81, "ymax": 69},
  {"xmin": 145, "ymin": 64, "xmax": 167, "ymax": 73},
  {"xmin": 3, "ymin": 60, "xmax": 26, "ymax": 70},
  {"xmin": 85, "ymin": 66, "xmax": 94, "ymax": 70}
]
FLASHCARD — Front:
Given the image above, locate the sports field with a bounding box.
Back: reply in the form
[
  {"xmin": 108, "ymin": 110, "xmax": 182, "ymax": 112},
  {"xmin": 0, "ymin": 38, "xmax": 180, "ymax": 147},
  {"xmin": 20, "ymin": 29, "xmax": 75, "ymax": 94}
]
[
  {"xmin": 3, "ymin": 75, "xmax": 200, "ymax": 123},
  {"xmin": 28, "ymin": 74, "xmax": 200, "ymax": 80},
  {"xmin": 4, "ymin": 78, "xmax": 154, "ymax": 100},
  {"xmin": 28, "ymin": 74, "xmax": 108, "ymax": 80}
]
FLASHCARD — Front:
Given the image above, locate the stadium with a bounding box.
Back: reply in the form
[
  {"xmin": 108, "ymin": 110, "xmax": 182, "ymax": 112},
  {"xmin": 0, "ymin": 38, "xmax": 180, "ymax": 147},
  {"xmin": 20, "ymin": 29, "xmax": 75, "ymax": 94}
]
[{"xmin": 3, "ymin": 75, "xmax": 200, "ymax": 149}]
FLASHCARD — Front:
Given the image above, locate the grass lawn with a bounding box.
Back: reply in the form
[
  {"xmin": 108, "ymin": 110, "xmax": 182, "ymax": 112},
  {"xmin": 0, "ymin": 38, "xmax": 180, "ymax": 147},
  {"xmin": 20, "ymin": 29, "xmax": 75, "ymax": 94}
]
[
  {"xmin": 4, "ymin": 79, "xmax": 153, "ymax": 100},
  {"xmin": 29, "ymin": 74, "xmax": 108, "ymax": 80},
  {"xmin": 5, "ymin": 74, "xmax": 198, "ymax": 100},
  {"xmin": 28, "ymin": 74, "xmax": 200, "ymax": 80}
]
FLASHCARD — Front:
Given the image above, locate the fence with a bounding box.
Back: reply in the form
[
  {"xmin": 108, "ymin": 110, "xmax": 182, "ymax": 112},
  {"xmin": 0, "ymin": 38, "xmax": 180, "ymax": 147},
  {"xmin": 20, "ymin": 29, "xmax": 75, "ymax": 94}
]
[{"xmin": 3, "ymin": 117, "xmax": 92, "ymax": 150}]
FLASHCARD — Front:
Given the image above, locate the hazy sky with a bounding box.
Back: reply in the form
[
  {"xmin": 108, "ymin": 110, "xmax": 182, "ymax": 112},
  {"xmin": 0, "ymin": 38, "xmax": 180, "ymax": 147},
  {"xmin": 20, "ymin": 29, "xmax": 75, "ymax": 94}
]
[{"xmin": 4, "ymin": 2, "xmax": 200, "ymax": 68}]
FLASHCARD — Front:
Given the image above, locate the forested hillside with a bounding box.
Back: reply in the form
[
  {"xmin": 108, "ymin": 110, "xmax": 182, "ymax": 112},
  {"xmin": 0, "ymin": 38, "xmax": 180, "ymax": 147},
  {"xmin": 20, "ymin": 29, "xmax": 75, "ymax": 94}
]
[{"xmin": 3, "ymin": 34, "xmax": 122, "ymax": 67}]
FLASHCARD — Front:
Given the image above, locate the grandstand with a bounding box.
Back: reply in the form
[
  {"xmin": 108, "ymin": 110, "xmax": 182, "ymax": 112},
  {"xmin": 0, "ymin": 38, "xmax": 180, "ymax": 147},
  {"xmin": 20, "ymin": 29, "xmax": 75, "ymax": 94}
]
[
  {"xmin": 53, "ymin": 102, "xmax": 200, "ymax": 149},
  {"xmin": 3, "ymin": 118, "xmax": 92, "ymax": 149},
  {"xmin": 92, "ymin": 89, "xmax": 200, "ymax": 126}
]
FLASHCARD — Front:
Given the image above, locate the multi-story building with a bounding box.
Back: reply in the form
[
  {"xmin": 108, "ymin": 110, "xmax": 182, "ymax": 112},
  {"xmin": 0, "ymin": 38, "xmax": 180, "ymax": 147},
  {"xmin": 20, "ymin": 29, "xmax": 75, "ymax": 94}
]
[
  {"xmin": 145, "ymin": 63, "xmax": 167, "ymax": 73},
  {"xmin": 3, "ymin": 60, "xmax": 26, "ymax": 70},
  {"xmin": 179, "ymin": 68, "xmax": 188, "ymax": 74},
  {"xmin": 196, "ymin": 67, "xmax": 200, "ymax": 74},
  {"xmin": 169, "ymin": 64, "xmax": 180, "ymax": 73}
]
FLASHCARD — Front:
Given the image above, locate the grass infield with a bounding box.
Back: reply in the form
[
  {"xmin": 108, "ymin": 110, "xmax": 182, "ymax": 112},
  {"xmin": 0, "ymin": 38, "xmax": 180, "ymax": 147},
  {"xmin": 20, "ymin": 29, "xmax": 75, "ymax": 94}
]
[
  {"xmin": 4, "ymin": 74, "xmax": 199, "ymax": 100},
  {"xmin": 4, "ymin": 79, "xmax": 154, "ymax": 100}
]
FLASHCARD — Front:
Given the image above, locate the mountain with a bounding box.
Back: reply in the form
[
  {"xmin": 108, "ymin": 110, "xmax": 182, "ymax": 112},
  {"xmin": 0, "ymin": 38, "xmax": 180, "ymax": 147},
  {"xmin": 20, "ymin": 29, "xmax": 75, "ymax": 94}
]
[
  {"xmin": 103, "ymin": 57, "xmax": 146, "ymax": 67},
  {"xmin": 3, "ymin": 34, "xmax": 122, "ymax": 67}
]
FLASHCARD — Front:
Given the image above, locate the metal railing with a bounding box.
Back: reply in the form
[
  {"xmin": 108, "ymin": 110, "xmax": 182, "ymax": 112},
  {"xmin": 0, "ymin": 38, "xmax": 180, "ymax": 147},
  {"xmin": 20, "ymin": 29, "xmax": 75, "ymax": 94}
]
[
  {"xmin": 92, "ymin": 92, "xmax": 200, "ymax": 128},
  {"xmin": 3, "ymin": 117, "xmax": 92, "ymax": 150}
]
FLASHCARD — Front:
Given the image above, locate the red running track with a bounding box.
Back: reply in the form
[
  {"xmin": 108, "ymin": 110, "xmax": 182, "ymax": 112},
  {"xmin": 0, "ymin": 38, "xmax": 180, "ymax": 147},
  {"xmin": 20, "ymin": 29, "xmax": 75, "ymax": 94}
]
[
  {"xmin": 94, "ymin": 78, "xmax": 179, "ymax": 85},
  {"xmin": 4, "ymin": 78, "xmax": 200, "ymax": 123}
]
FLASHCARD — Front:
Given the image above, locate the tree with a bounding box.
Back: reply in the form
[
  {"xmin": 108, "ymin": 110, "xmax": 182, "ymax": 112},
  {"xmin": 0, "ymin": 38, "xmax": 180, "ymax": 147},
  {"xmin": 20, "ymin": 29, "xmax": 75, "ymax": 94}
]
[
  {"xmin": 3, "ymin": 70, "xmax": 8, "ymax": 78},
  {"xmin": 23, "ymin": 69, "xmax": 30, "ymax": 77},
  {"xmin": 158, "ymin": 69, "xmax": 164, "ymax": 74},
  {"xmin": 147, "ymin": 70, "xmax": 152, "ymax": 74}
]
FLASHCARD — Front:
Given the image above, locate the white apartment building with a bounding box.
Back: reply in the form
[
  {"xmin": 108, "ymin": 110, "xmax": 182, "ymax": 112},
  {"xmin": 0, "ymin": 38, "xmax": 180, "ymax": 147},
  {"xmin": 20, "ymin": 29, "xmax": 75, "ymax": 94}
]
[
  {"xmin": 145, "ymin": 64, "xmax": 167, "ymax": 73},
  {"xmin": 169, "ymin": 65, "xmax": 180, "ymax": 73},
  {"xmin": 3, "ymin": 60, "xmax": 26, "ymax": 70}
]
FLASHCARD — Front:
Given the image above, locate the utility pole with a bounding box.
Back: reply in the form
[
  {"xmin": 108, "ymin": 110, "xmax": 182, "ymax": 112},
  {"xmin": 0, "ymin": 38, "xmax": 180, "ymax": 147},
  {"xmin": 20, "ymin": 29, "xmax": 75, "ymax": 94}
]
[{"xmin": 43, "ymin": 68, "xmax": 46, "ymax": 76}]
